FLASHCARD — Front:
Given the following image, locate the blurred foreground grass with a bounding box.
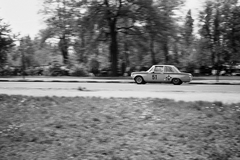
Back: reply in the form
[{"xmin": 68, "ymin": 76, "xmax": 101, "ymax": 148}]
[{"xmin": 0, "ymin": 95, "xmax": 240, "ymax": 160}]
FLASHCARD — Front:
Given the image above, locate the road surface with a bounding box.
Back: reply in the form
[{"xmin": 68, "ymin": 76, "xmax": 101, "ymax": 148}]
[{"xmin": 0, "ymin": 82, "xmax": 240, "ymax": 104}]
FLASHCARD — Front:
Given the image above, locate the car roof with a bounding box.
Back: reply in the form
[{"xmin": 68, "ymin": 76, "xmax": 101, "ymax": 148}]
[{"xmin": 153, "ymin": 65, "xmax": 175, "ymax": 67}]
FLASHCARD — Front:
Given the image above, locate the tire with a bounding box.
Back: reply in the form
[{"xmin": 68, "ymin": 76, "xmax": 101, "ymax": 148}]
[
  {"xmin": 172, "ymin": 78, "xmax": 182, "ymax": 85},
  {"xmin": 134, "ymin": 76, "xmax": 145, "ymax": 84}
]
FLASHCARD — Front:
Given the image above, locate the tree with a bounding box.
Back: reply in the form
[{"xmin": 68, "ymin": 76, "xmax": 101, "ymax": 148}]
[
  {"xmin": 150, "ymin": 0, "xmax": 186, "ymax": 64},
  {"xmin": 19, "ymin": 36, "xmax": 39, "ymax": 68},
  {"xmin": 198, "ymin": 0, "xmax": 240, "ymax": 68},
  {"xmin": 82, "ymin": 0, "xmax": 184, "ymax": 75},
  {"xmin": 0, "ymin": 18, "xmax": 15, "ymax": 67},
  {"xmin": 40, "ymin": 0, "xmax": 74, "ymax": 65},
  {"xmin": 223, "ymin": 2, "xmax": 240, "ymax": 63},
  {"xmin": 81, "ymin": 0, "xmax": 165, "ymax": 75},
  {"xmin": 83, "ymin": 0, "xmax": 136, "ymax": 76},
  {"xmin": 183, "ymin": 9, "xmax": 194, "ymax": 47},
  {"xmin": 199, "ymin": 0, "xmax": 222, "ymax": 67},
  {"xmin": 198, "ymin": 1, "xmax": 214, "ymax": 67},
  {"xmin": 178, "ymin": 9, "xmax": 196, "ymax": 71},
  {"xmin": 39, "ymin": 0, "xmax": 185, "ymax": 75}
]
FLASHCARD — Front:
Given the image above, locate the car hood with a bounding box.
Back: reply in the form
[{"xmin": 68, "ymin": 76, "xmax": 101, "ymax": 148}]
[{"xmin": 131, "ymin": 71, "xmax": 148, "ymax": 74}]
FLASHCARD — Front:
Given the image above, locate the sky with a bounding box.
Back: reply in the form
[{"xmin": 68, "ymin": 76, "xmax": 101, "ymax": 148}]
[
  {"xmin": 0, "ymin": 0, "xmax": 204, "ymax": 38},
  {"xmin": 0, "ymin": 0, "xmax": 44, "ymax": 38}
]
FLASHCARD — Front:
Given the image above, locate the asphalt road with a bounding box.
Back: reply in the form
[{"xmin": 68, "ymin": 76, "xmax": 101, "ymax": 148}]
[{"xmin": 0, "ymin": 82, "xmax": 240, "ymax": 104}]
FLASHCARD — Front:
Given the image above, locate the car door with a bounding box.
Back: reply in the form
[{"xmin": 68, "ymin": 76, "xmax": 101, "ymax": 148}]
[
  {"xmin": 148, "ymin": 66, "xmax": 166, "ymax": 82},
  {"xmin": 163, "ymin": 66, "xmax": 176, "ymax": 82}
]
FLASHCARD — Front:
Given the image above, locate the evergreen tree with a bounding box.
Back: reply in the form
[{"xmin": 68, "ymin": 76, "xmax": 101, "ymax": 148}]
[
  {"xmin": 198, "ymin": 0, "xmax": 240, "ymax": 67},
  {"xmin": 184, "ymin": 9, "xmax": 194, "ymax": 47},
  {"xmin": 0, "ymin": 18, "xmax": 15, "ymax": 67},
  {"xmin": 40, "ymin": 0, "xmax": 74, "ymax": 65}
]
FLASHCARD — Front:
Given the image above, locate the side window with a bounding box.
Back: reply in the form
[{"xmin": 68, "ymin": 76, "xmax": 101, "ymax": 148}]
[
  {"xmin": 154, "ymin": 66, "xmax": 164, "ymax": 73},
  {"xmin": 164, "ymin": 66, "xmax": 174, "ymax": 73}
]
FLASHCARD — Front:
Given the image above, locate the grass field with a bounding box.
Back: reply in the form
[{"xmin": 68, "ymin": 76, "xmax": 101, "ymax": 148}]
[{"xmin": 0, "ymin": 95, "xmax": 240, "ymax": 160}]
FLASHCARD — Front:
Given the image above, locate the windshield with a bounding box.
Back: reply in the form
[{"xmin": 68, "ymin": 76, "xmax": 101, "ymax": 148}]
[{"xmin": 147, "ymin": 66, "xmax": 155, "ymax": 73}]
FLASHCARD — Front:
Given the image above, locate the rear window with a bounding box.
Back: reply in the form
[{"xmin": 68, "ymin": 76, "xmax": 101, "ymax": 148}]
[
  {"xmin": 164, "ymin": 66, "xmax": 175, "ymax": 73},
  {"xmin": 164, "ymin": 66, "xmax": 181, "ymax": 73}
]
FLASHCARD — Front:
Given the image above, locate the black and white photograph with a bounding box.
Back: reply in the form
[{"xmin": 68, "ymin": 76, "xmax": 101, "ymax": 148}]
[{"xmin": 0, "ymin": 0, "xmax": 240, "ymax": 159}]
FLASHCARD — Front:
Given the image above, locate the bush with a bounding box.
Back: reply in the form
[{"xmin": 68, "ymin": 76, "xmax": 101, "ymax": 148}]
[
  {"xmin": 0, "ymin": 66, "xmax": 16, "ymax": 76},
  {"xmin": 39, "ymin": 64, "xmax": 69, "ymax": 76},
  {"xmin": 25, "ymin": 68, "xmax": 38, "ymax": 76},
  {"xmin": 42, "ymin": 66, "xmax": 51, "ymax": 76},
  {"xmin": 89, "ymin": 58, "xmax": 100, "ymax": 76},
  {"xmin": 69, "ymin": 64, "xmax": 88, "ymax": 77},
  {"xmin": 99, "ymin": 67, "xmax": 111, "ymax": 76}
]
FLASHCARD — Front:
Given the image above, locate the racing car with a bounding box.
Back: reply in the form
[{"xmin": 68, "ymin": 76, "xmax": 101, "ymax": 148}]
[{"xmin": 131, "ymin": 65, "xmax": 192, "ymax": 85}]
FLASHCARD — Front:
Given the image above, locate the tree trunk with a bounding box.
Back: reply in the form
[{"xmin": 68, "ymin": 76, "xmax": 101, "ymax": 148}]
[
  {"xmin": 59, "ymin": 36, "xmax": 68, "ymax": 64},
  {"xmin": 109, "ymin": 19, "xmax": 119, "ymax": 76},
  {"xmin": 150, "ymin": 36, "xmax": 156, "ymax": 65},
  {"xmin": 163, "ymin": 41, "xmax": 169, "ymax": 64},
  {"xmin": 61, "ymin": 47, "xmax": 68, "ymax": 64},
  {"xmin": 211, "ymin": 49, "xmax": 215, "ymax": 66},
  {"xmin": 124, "ymin": 41, "xmax": 129, "ymax": 68},
  {"xmin": 213, "ymin": 8, "xmax": 220, "ymax": 67},
  {"xmin": 79, "ymin": 29, "xmax": 86, "ymax": 63},
  {"xmin": 173, "ymin": 43, "xmax": 179, "ymax": 64}
]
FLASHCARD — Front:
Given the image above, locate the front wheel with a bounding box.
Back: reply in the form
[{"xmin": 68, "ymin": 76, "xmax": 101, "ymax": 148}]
[
  {"xmin": 134, "ymin": 76, "xmax": 145, "ymax": 84},
  {"xmin": 172, "ymin": 78, "xmax": 182, "ymax": 85}
]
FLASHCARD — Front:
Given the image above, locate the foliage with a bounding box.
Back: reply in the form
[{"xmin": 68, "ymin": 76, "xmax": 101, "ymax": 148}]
[
  {"xmin": 39, "ymin": 0, "xmax": 185, "ymax": 76},
  {"xmin": 40, "ymin": 0, "xmax": 74, "ymax": 65},
  {"xmin": 89, "ymin": 57, "xmax": 100, "ymax": 75},
  {"xmin": 69, "ymin": 63, "xmax": 88, "ymax": 76},
  {"xmin": 183, "ymin": 10, "xmax": 194, "ymax": 47},
  {"xmin": 4, "ymin": 0, "xmax": 240, "ymax": 76},
  {"xmin": 5, "ymin": 0, "xmax": 240, "ymax": 76},
  {"xmin": 48, "ymin": 64, "xmax": 69, "ymax": 76},
  {"xmin": 179, "ymin": 9, "xmax": 196, "ymax": 70},
  {"xmin": 0, "ymin": 18, "xmax": 15, "ymax": 67},
  {"xmin": 19, "ymin": 36, "xmax": 39, "ymax": 68},
  {"xmin": 7, "ymin": 35, "xmax": 63, "ymax": 72},
  {"xmin": 198, "ymin": 0, "xmax": 240, "ymax": 68},
  {"xmin": 34, "ymin": 42, "xmax": 62, "ymax": 66}
]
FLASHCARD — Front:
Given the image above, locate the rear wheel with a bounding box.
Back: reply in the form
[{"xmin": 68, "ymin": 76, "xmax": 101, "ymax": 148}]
[
  {"xmin": 172, "ymin": 78, "xmax": 182, "ymax": 85},
  {"xmin": 134, "ymin": 76, "xmax": 145, "ymax": 84}
]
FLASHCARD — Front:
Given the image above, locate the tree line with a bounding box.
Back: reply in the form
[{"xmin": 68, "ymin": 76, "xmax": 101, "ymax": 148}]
[{"xmin": 1, "ymin": 0, "xmax": 240, "ymax": 76}]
